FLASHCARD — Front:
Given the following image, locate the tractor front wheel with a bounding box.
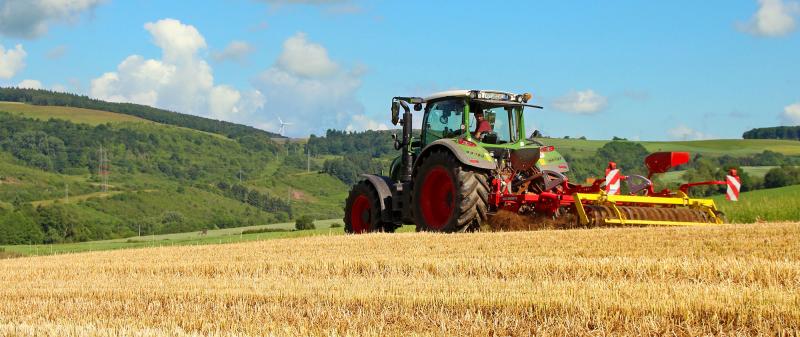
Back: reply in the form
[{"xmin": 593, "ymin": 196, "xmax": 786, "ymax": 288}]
[
  {"xmin": 412, "ymin": 150, "xmax": 489, "ymax": 232},
  {"xmin": 344, "ymin": 180, "xmax": 384, "ymax": 234}
]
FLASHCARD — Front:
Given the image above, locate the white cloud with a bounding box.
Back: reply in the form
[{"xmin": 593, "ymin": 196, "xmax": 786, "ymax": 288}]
[
  {"xmin": 252, "ymin": 32, "xmax": 373, "ymax": 135},
  {"xmin": 16, "ymin": 79, "xmax": 42, "ymax": 89},
  {"xmin": 346, "ymin": 114, "xmax": 389, "ymax": 132},
  {"xmin": 276, "ymin": 32, "xmax": 339, "ymax": 77},
  {"xmin": 90, "ymin": 19, "xmax": 242, "ymax": 119},
  {"xmin": 90, "ymin": 23, "xmax": 374, "ymax": 136},
  {"xmin": 0, "ymin": 44, "xmax": 26, "ymax": 79},
  {"xmin": 144, "ymin": 18, "xmax": 206, "ymax": 62},
  {"xmin": 209, "ymin": 85, "xmax": 241, "ymax": 119},
  {"xmin": 212, "ymin": 41, "xmax": 255, "ymax": 64},
  {"xmin": 0, "ymin": 0, "xmax": 106, "ymax": 38},
  {"xmin": 738, "ymin": 0, "xmax": 800, "ymax": 37},
  {"xmin": 51, "ymin": 83, "xmax": 68, "ymax": 92},
  {"xmin": 552, "ymin": 89, "xmax": 608, "ymax": 114},
  {"xmin": 780, "ymin": 103, "xmax": 800, "ymax": 124},
  {"xmin": 667, "ymin": 124, "xmax": 713, "ymax": 141}
]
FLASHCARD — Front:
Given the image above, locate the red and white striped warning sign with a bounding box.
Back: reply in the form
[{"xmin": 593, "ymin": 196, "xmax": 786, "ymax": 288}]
[
  {"xmin": 605, "ymin": 169, "xmax": 621, "ymax": 195},
  {"xmin": 726, "ymin": 175, "xmax": 740, "ymax": 201}
]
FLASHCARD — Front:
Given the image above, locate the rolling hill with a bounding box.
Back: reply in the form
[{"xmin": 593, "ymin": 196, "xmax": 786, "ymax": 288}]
[
  {"xmin": 1, "ymin": 88, "xmax": 800, "ymax": 247},
  {"xmin": 539, "ymin": 137, "xmax": 800, "ymax": 158},
  {"xmin": 0, "ymin": 95, "xmax": 347, "ymax": 245}
]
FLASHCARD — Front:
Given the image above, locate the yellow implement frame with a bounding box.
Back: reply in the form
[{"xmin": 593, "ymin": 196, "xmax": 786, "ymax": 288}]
[{"xmin": 573, "ymin": 192, "xmax": 723, "ymax": 226}]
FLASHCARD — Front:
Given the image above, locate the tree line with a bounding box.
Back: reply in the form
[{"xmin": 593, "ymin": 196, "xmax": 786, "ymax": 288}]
[
  {"xmin": 0, "ymin": 87, "xmax": 282, "ymax": 151},
  {"xmin": 743, "ymin": 126, "xmax": 800, "ymax": 140}
]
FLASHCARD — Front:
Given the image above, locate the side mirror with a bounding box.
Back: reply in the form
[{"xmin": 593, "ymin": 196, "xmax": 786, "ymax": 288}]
[
  {"xmin": 414, "ymin": 103, "xmax": 422, "ymax": 111},
  {"xmin": 391, "ymin": 101, "xmax": 400, "ymax": 125}
]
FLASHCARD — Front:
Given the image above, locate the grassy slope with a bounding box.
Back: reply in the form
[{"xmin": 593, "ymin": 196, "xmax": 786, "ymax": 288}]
[
  {"xmin": 712, "ymin": 184, "xmax": 800, "ymax": 223},
  {"xmin": 0, "ymin": 101, "xmax": 148, "ymax": 125},
  {"xmin": 0, "ymin": 103, "xmax": 346, "ymax": 238},
  {"xmin": 1, "ymin": 223, "xmax": 797, "ymax": 336},
  {"xmin": 659, "ymin": 165, "xmax": 777, "ymax": 185},
  {"xmin": 541, "ymin": 137, "xmax": 800, "ymax": 158}
]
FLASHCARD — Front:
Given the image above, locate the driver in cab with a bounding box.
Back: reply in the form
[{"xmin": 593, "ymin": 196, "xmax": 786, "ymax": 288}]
[{"xmin": 472, "ymin": 110, "xmax": 492, "ymax": 141}]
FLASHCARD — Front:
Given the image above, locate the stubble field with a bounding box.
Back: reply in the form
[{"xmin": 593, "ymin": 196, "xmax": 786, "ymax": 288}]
[{"xmin": 1, "ymin": 222, "xmax": 799, "ymax": 336}]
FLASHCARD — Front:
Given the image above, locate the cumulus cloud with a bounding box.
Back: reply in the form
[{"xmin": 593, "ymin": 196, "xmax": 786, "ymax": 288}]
[
  {"xmin": 780, "ymin": 103, "xmax": 800, "ymax": 124},
  {"xmin": 144, "ymin": 19, "xmax": 207, "ymax": 62},
  {"xmin": 252, "ymin": 32, "xmax": 372, "ymax": 135},
  {"xmin": 16, "ymin": 79, "xmax": 42, "ymax": 89},
  {"xmin": 346, "ymin": 114, "xmax": 388, "ymax": 132},
  {"xmin": 0, "ymin": 44, "xmax": 26, "ymax": 79},
  {"xmin": 90, "ymin": 22, "xmax": 374, "ymax": 136},
  {"xmin": 552, "ymin": 89, "xmax": 608, "ymax": 114},
  {"xmin": 90, "ymin": 19, "xmax": 257, "ymax": 121},
  {"xmin": 738, "ymin": 0, "xmax": 800, "ymax": 37},
  {"xmin": 0, "ymin": 0, "xmax": 106, "ymax": 38},
  {"xmin": 667, "ymin": 124, "xmax": 713, "ymax": 141},
  {"xmin": 212, "ymin": 41, "xmax": 255, "ymax": 64},
  {"xmin": 276, "ymin": 33, "xmax": 339, "ymax": 77}
]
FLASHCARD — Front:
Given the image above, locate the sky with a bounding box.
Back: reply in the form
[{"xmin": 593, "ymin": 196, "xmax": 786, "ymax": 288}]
[{"xmin": 0, "ymin": 0, "xmax": 798, "ymax": 140}]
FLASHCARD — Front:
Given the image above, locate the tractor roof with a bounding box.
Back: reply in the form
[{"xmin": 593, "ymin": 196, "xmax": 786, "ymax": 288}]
[
  {"xmin": 423, "ymin": 89, "xmax": 543, "ymax": 110},
  {"xmin": 424, "ymin": 89, "xmax": 516, "ymax": 102}
]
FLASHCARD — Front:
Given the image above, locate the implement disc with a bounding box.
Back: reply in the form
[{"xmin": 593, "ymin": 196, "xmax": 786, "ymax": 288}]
[{"xmin": 583, "ymin": 205, "xmax": 712, "ymax": 227}]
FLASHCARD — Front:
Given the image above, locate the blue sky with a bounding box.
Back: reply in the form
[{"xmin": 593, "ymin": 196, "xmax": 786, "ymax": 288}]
[{"xmin": 0, "ymin": 0, "xmax": 798, "ymax": 140}]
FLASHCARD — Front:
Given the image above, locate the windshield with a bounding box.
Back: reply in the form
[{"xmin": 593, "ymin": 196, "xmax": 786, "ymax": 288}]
[
  {"xmin": 469, "ymin": 103, "xmax": 519, "ymax": 144},
  {"xmin": 423, "ymin": 99, "xmax": 465, "ymax": 144}
]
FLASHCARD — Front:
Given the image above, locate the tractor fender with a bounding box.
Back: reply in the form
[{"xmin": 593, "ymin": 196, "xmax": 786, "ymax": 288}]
[
  {"xmin": 359, "ymin": 174, "xmax": 395, "ymax": 222},
  {"xmin": 416, "ymin": 139, "xmax": 497, "ymax": 171}
]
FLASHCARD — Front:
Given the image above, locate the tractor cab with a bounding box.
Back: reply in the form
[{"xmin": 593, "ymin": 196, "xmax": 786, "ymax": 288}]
[
  {"xmin": 416, "ymin": 90, "xmax": 538, "ymax": 148},
  {"xmin": 388, "ymin": 90, "xmax": 562, "ymax": 182}
]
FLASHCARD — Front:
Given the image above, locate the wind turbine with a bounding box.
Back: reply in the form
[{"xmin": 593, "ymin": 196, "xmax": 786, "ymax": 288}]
[{"xmin": 277, "ymin": 116, "xmax": 292, "ymax": 136}]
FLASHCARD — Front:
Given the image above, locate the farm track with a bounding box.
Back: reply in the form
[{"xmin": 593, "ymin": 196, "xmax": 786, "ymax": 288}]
[{"xmin": 1, "ymin": 223, "xmax": 799, "ymax": 336}]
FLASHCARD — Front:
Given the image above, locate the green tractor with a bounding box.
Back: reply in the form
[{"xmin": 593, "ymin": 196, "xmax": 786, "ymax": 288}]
[
  {"xmin": 344, "ymin": 89, "xmax": 570, "ymax": 233},
  {"xmin": 344, "ymin": 90, "xmax": 735, "ymax": 233}
]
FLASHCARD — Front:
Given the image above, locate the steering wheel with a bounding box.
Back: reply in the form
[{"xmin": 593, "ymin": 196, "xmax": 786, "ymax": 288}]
[{"xmin": 626, "ymin": 174, "xmax": 653, "ymax": 195}]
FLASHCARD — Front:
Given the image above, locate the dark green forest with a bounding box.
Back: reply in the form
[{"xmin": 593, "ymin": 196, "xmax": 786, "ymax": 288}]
[
  {"xmin": 743, "ymin": 126, "xmax": 800, "ymax": 140},
  {"xmin": 0, "ymin": 110, "xmax": 302, "ymax": 245}
]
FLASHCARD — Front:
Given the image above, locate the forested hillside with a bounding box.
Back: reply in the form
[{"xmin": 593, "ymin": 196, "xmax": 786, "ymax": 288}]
[
  {"xmin": 2, "ymin": 88, "xmax": 800, "ymax": 245},
  {"xmin": 0, "ymin": 97, "xmax": 344, "ymax": 245}
]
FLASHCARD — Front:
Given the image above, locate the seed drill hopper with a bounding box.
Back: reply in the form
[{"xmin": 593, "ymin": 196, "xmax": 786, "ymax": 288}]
[{"xmin": 343, "ymin": 90, "xmax": 740, "ymax": 233}]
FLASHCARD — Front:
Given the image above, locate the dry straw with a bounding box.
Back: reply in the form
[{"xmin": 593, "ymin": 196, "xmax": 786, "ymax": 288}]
[{"xmin": 1, "ymin": 223, "xmax": 799, "ymax": 336}]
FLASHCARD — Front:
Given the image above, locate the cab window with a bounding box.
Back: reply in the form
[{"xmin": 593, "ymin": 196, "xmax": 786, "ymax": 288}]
[
  {"xmin": 468, "ymin": 105, "xmax": 518, "ymax": 144},
  {"xmin": 423, "ymin": 99, "xmax": 465, "ymax": 145}
]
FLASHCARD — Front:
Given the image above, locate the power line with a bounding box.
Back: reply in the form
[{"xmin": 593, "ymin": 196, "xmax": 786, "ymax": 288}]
[{"xmin": 98, "ymin": 145, "xmax": 109, "ymax": 192}]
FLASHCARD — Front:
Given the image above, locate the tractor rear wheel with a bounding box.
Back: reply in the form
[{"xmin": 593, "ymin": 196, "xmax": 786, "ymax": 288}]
[
  {"xmin": 412, "ymin": 150, "xmax": 489, "ymax": 232},
  {"xmin": 343, "ymin": 180, "xmax": 382, "ymax": 234}
]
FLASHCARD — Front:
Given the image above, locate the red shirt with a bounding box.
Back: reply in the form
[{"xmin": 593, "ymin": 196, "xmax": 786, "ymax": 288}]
[{"xmin": 475, "ymin": 120, "xmax": 492, "ymax": 133}]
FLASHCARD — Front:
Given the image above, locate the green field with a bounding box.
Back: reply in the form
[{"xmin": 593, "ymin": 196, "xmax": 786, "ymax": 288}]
[
  {"xmin": 658, "ymin": 165, "xmax": 777, "ymax": 185},
  {"xmin": 0, "ymin": 221, "xmax": 421, "ymax": 257},
  {"xmin": 1, "ymin": 219, "xmax": 343, "ymax": 256},
  {"xmin": 3, "ymin": 185, "xmax": 799, "ymax": 257},
  {"xmin": 541, "ymin": 138, "xmax": 800, "ymax": 158},
  {"xmin": 712, "ymin": 184, "xmax": 800, "ymax": 223},
  {"xmin": 0, "ymin": 101, "xmax": 149, "ymax": 125}
]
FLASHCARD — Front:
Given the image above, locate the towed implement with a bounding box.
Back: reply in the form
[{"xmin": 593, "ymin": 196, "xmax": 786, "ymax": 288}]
[{"xmin": 344, "ymin": 90, "xmax": 740, "ymax": 233}]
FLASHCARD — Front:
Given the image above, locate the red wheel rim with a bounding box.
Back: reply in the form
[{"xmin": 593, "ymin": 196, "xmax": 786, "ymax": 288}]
[
  {"xmin": 350, "ymin": 195, "xmax": 370, "ymax": 233},
  {"xmin": 420, "ymin": 166, "xmax": 455, "ymax": 230}
]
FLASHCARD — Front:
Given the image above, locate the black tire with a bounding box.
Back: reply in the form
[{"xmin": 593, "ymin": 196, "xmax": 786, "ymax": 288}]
[
  {"xmin": 412, "ymin": 149, "xmax": 490, "ymax": 232},
  {"xmin": 343, "ymin": 180, "xmax": 387, "ymax": 234}
]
